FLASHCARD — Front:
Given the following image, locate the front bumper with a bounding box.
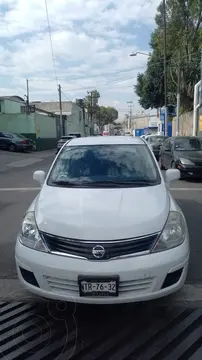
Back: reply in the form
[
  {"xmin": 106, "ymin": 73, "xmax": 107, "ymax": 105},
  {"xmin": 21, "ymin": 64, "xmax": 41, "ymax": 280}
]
[
  {"xmin": 17, "ymin": 144, "xmax": 33, "ymax": 151},
  {"xmin": 15, "ymin": 236, "xmax": 189, "ymax": 304},
  {"xmin": 177, "ymin": 164, "xmax": 202, "ymax": 179}
]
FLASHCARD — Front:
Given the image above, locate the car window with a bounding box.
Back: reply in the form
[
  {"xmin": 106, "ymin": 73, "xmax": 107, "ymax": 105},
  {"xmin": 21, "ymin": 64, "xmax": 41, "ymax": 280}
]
[
  {"xmin": 14, "ymin": 133, "xmax": 26, "ymax": 139},
  {"xmin": 3, "ymin": 132, "xmax": 13, "ymax": 138},
  {"xmin": 163, "ymin": 139, "xmax": 172, "ymax": 150},
  {"xmin": 47, "ymin": 144, "xmax": 161, "ymax": 187},
  {"xmin": 174, "ymin": 137, "xmax": 202, "ymax": 151},
  {"xmin": 149, "ymin": 136, "xmax": 168, "ymax": 144}
]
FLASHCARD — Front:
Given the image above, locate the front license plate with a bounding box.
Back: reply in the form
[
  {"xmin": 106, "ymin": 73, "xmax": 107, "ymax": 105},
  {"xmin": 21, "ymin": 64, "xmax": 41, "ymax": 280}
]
[{"xmin": 78, "ymin": 276, "xmax": 119, "ymax": 297}]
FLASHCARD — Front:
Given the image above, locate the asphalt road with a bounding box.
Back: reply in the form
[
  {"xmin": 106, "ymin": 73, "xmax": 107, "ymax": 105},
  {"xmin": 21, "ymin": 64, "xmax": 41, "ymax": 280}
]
[{"xmin": 0, "ymin": 150, "xmax": 202, "ymax": 285}]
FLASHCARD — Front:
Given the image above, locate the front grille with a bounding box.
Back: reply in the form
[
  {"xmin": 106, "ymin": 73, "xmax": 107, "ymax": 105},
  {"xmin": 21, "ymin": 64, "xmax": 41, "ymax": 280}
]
[{"xmin": 41, "ymin": 232, "xmax": 159, "ymax": 260}]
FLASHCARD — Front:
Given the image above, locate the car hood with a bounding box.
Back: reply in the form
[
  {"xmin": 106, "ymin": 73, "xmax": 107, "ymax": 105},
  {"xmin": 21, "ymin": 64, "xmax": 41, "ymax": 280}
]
[
  {"xmin": 34, "ymin": 183, "xmax": 170, "ymax": 240},
  {"xmin": 175, "ymin": 150, "xmax": 202, "ymax": 163}
]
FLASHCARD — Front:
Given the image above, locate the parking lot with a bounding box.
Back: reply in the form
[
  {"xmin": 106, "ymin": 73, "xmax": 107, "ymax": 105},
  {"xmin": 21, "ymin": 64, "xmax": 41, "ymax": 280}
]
[{"xmin": 1, "ymin": 149, "xmax": 202, "ymax": 359}]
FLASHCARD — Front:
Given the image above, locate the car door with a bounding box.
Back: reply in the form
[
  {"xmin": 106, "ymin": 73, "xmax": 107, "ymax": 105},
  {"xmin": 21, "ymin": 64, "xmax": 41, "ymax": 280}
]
[
  {"xmin": 0, "ymin": 132, "xmax": 9, "ymax": 149},
  {"xmin": 163, "ymin": 139, "xmax": 173, "ymax": 169},
  {"xmin": 3, "ymin": 132, "xmax": 14, "ymax": 149}
]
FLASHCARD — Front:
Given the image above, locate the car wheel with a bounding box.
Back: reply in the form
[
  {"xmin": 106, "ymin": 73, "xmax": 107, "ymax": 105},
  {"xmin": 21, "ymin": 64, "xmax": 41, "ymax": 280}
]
[
  {"xmin": 9, "ymin": 144, "xmax": 16, "ymax": 152},
  {"xmin": 159, "ymin": 157, "xmax": 165, "ymax": 170}
]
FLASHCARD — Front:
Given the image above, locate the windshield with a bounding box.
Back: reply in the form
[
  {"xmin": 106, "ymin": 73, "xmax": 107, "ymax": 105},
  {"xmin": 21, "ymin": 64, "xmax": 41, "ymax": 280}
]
[
  {"xmin": 47, "ymin": 144, "xmax": 161, "ymax": 187},
  {"xmin": 149, "ymin": 136, "xmax": 168, "ymax": 144},
  {"xmin": 174, "ymin": 138, "xmax": 202, "ymax": 151}
]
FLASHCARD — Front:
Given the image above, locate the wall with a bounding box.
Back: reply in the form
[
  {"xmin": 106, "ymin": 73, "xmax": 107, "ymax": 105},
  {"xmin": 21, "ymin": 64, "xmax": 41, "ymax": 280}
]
[
  {"xmin": 131, "ymin": 117, "xmax": 149, "ymax": 130},
  {"xmin": 32, "ymin": 101, "xmax": 85, "ymax": 136},
  {"xmin": 172, "ymin": 111, "xmax": 193, "ymax": 136},
  {"xmin": 34, "ymin": 112, "xmax": 57, "ymax": 150},
  {"xmin": 0, "ymin": 113, "xmax": 35, "ymax": 133},
  {"xmin": 32, "ymin": 101, "xmax": 72, "ymax": 113},
  {"xmin": 3, "ymin": 99, "xmax": 24, "ymax": 114}
]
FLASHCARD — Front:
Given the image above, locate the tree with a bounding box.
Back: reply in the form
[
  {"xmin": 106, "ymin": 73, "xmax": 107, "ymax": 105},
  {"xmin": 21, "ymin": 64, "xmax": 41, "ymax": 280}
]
[
  {"xmin": 134, "ymin": 0, "xmax": 202, "ymax": 112},
  {"xmin": 98, "ymin": 106, "xmax": 118, "ymax": 126},
  {"xmin": 84, "ymin": 90, "xmax": 100, "ymax": 116}
]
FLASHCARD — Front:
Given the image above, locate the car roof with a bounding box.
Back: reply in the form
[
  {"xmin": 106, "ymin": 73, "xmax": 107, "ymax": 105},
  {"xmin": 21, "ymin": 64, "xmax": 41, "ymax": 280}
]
[
  {"xmin": 61, "ymin": 135, "xmax": 73, "ymax": 139},
  {"xmin": 65, "ymin": 136, "xmax": 144, "ymax": 147},
  {"xmin": 172, "ymin": 136, "xmax": 200, "ymax": 139}
]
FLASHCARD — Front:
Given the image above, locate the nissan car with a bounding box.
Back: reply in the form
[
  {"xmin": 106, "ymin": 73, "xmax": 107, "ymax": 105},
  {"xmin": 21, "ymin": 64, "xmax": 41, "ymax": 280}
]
[{"xmin": 15, "ymin": 136, "xmax": 189, "ymax": 304}]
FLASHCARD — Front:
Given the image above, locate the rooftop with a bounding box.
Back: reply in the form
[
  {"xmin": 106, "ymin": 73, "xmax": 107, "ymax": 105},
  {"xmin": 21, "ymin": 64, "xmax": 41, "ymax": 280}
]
[{"xmin": 65, "ymin": 136, "xmax": 144, "ymax": 147}]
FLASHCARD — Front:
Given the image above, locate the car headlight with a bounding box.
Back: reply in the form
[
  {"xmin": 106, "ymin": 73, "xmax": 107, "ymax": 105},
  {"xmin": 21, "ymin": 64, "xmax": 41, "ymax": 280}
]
[
  {"xmin": 152, "ymin": 211, "xmax": 187, "ymax": 252},
  {"xmin": 18, "ymin": 211, "xmax": 48, "ymax": 252},
  {"xmin": 179, "ymin": 158, "xmax": 194, "ymax": 165}
]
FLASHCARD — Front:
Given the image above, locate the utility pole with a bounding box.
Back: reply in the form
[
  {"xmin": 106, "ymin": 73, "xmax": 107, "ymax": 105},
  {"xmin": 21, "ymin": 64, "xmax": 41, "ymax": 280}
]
[
  {"xmin": 58, "ymin": 84, "xmax": 63, "ymax": 137},
  {"xmin": 26, "ymin": 79, "xmax": 29, "ymax": 107},
  {"xmin": 127, "ymin": 101, "xmax": 133, "ymax": 130},
  {"xmin": 87, "ymin": 91, "xmax": 94, "ymax": 135},
  {"xmin": 200, "ymin": 48, "xmax": 202, "ymax": 106},
  {"xmin": 176, "ymin": 52, "xmax": 181, "ymax": 136},
  {"xmin": 163, "ymin": 0, "xmax": 168, "ymax": 136}
]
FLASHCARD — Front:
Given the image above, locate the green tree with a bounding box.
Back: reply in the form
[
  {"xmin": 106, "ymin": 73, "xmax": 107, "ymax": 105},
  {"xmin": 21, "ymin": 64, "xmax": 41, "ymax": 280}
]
[
  {"xmin": 84, "ymin": 90, "xmax": 100, "ymax": 116},
  {"xmin": 98, "ymin": 106, "xmax": 118, "ymax": 126},
  {"xmin": 134, "ymin": 0, "xmax": 202, "ymax": 112}
]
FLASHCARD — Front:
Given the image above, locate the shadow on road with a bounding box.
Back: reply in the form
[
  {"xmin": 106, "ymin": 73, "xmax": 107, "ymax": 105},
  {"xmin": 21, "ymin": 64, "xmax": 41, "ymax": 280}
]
[
  {"xmin": 1, "ymin": 300, "xmax": 202, "ymax": 359},
  {"xmin": 175, "ymin": 198, "xmax": 202, "ymax": 284}
]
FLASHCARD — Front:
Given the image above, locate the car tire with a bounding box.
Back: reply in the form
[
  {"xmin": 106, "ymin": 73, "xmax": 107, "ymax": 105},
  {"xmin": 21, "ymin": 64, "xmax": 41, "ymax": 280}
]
[
  {"xmin": 159, "ymin": 157, "xmax": 165, "ymax": 170},
  {"xmin": 9, "ymin": 144, "xmax": 16, "ymax": 152}
]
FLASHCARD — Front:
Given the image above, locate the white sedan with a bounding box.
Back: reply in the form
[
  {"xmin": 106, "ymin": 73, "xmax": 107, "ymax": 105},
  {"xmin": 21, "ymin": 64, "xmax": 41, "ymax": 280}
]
[{"xmin": 15, "ymin": 136, "xmax": 189, "ymax": 304}]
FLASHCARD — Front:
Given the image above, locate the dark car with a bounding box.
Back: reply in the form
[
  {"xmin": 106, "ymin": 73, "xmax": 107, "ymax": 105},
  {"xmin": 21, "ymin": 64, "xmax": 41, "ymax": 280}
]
[
  {"xmin": 0, "ymin": 131, "xmax": 35, "ymax": 152},
  {"xmin": 56, "ymin": 135, "xmax": 74, "ymax": 154},
  {"xmin": 145, "ymin": 135, "xmax": 168, "ymax": 160},
  {"xmin": 68, "ymin": 132, "xmax": 81, "ymax": 138},
  {"xmin": 159, "ymin": 136, "xmax": 202, "ymax": 179}
]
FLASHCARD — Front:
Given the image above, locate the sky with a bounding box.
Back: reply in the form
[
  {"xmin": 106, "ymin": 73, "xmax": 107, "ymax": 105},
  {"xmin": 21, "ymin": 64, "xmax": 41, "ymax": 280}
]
[{"xmin": 0, "ymin": 0, "xmax": 161, "ymax": 120}]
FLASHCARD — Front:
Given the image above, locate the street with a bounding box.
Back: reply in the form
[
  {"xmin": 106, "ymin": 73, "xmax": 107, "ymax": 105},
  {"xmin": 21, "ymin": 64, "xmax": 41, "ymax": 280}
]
[{"xmin": 1, "ymin": 150, "xmax": 202, "ymax": 359}]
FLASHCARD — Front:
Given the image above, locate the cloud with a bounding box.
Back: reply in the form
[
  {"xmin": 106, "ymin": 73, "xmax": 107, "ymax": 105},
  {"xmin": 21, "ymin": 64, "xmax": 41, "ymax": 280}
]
[{"xmin": 0, "ymin": 0, "xmax": 161, "ymax": 120}]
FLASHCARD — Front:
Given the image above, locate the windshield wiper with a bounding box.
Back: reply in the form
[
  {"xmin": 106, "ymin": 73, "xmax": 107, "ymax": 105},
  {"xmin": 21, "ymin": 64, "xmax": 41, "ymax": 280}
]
[
  {"xmin": 84, "ymin": 180, "xmax": 158, "ymax": 187},
  {"xmin": 51, "ymin": 180, "xmax": 82, "ymax": 187}
]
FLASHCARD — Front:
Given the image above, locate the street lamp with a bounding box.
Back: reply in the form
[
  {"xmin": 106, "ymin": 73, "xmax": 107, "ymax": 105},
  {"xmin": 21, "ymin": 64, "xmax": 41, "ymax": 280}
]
[{"xmin": 129, "ymin": 51, "xmax": 151, "ymax": 57}]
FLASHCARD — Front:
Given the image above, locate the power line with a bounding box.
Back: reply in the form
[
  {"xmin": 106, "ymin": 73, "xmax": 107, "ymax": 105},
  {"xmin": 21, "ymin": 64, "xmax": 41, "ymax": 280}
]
[{"xmin": 44, "ymin": 0, "xmax": 58, "ymax": 85}]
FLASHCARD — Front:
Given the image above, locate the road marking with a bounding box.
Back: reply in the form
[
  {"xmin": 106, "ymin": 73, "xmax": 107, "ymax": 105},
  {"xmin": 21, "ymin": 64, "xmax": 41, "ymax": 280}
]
[
  {"xmin": 0, "ymin": 187, "xmax": 40, "ymax": 191},
  {"xmin": 7, "ymin": 158, "xmax": 43, "ymax": 167},
  {"xmin": 170, "ymin": 188, "xmax": 202, "ymax": 191}
]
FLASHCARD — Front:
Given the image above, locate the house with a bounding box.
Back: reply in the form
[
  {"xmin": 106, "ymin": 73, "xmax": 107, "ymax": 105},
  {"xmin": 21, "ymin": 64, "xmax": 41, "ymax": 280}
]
[
  {"xmin": 0, "ymin": 96, "xmax": 59, "ymax": 150},
  {"xmin": 31, "ymin": 100, "xmax": 88, "ymax": 136}
]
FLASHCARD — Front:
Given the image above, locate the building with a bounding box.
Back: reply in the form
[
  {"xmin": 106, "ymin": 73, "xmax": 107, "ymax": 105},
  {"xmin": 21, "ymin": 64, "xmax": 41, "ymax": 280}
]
[
  {"xmin": 31, "ymin": 100, "xmax": 88, "ymax": 136},
  {"xmin": 130, "ymin": 114, "xmax": 158, "ymax": 136},
  {"xmin": 0, "ymin": 96, "xmax": 59, "ymax": 150}
]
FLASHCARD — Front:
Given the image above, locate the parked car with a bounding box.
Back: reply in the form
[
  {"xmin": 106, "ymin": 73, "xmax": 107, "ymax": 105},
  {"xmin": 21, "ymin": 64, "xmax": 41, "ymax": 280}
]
[
  {"xmin": 56, "ymin": 135, "xmax": 74, "ymax": 154},
  {"xmin": 0, "ymin": 131, "xmax": 35, "ymax": 152},
  {"xmin": 15, "ymin": 136, "xmax": 189, "ymax": 304},
  {"xmin": 145, "ymin": 135, "xmax": 169, "ymax": 160},
  {"xmin": 68, "ymin": 132, "xmax": 81, "ymax": 138},
  {"xmin": 159, "ymin": 136, "xmax": 202, "ymax": 179}
]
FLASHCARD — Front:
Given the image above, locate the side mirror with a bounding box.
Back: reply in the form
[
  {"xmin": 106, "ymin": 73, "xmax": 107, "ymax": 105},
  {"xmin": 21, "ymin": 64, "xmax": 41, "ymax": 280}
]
[
  {"xmin": 165, "ymin": 169, "xmax": 180, "ymax": 183},
  {"xmin": 33, "ymin": 170, "xmax": 46, "ymax": 186}
]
